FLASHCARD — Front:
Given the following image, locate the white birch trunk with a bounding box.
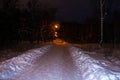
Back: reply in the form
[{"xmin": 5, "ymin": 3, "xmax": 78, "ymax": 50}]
[{"xmin": 100, "ymin": 0, "xmax": 105, "ymax": 46}]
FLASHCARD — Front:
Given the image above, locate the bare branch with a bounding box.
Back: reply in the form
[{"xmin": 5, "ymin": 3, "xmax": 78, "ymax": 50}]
[
  {"xmin": 100, "ymin": 0, "xmax": 105, "ymax": 7},
  {"xmin": 102, "ymin": 0, "xmax": 105, "ymax": 5}
]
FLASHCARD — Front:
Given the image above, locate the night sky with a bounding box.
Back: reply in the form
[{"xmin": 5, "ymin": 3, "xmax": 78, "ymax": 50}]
[
  {"xmin": 0, "ymin": 0, "xmax": 120, "ymax": 23},
  {"xmin": 37, "ymin": 0, "xmax": 120, "ymax": 23},
  {"xmin": 14, "ymin": 0, "xmax": 93, "ymax": 22},
  {"xmin": 52, "ymin": 0, "xmax": 94, "ymax": 22}
]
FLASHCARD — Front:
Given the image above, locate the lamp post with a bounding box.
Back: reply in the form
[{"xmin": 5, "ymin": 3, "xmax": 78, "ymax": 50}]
[
  {"xmin": 53, "ymin": 23, "xmax": 60, "ymax": 38},
  {"xmin": 55, "ymin": 25, "xmax": 59, "ymax": 29}
]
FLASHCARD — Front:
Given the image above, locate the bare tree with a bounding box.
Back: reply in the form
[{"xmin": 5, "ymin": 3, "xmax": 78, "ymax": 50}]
[
  {"xmin": 100, "ymin": 0, "xmax": 106, "ymax": 46},
  {"xmin": 26, "ymin": 0, "xmax": 57, "ymax": 43},
  {"xmin": 3, "ymin": 0, "xmax": 19, "ymax": 9}
]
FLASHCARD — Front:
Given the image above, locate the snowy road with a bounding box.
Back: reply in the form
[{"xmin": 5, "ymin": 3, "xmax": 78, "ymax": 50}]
[
  {"xmin": 11, "ymin": 45, "xmax": 80, "ymax": 80},
  {"xmin": 0, "ymin": 39, "xmax": 120, "ymax": 80}
]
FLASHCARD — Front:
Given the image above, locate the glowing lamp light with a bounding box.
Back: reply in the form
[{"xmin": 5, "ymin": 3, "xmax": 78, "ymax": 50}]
[
  {"xmin": 55, "ymin": 25, "xmax": 59, "ymax": 29},
  {"xmin": 54, "ymin": 32, "xmax": 58, "ymax": 37}
]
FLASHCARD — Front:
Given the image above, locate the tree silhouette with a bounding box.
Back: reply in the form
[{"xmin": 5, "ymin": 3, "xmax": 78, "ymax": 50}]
[{"xmin": 0, "ymin": 0, "xmax": 58, "ymax": 48}]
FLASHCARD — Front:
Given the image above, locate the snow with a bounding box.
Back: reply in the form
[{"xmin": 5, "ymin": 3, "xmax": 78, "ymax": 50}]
[
  {"xmin": 2, "ymin": 45, "xmax": 81, "ymax": 80},
  {"xmin": 69, "ymin": 46, "xmax": 120, "ymax": 80},
  {"xmin": 0, "ymin": 42, "xmax": 120, "ymax": 80},
  {"xmin": 0, "ymin": 45, "xmax": 53, "ymax": 79}
]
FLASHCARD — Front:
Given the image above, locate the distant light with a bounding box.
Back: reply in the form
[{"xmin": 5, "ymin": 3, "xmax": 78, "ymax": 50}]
[
  {"xmin": 55, "ymin": 25, "xmax": 59, "ymax": 29},
  {"xmin": 55, "ymin": 32, "xmax": 58, "ymax": 37}
]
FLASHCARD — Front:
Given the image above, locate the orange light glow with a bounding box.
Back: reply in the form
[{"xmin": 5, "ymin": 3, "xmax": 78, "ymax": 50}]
[
  {"xmin": 53, "ymin": 38, "xmax": 67, "ymax": 45},
  {"xmin": 55, "ymin": 25, "xmax": 59, "ymax": 29},
  {"xmin": 55, "ymin": 32, "xmax": 58, "ymax": 37}
]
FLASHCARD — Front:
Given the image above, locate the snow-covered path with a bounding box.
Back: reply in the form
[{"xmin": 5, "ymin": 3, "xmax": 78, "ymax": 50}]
[
  {"xmin": 0, "ymin": 40, "xmax": 120, "ymax": 80},
  {"xmin": 11, "ymin": 45, "xmax": 80, "ymax": 80}
]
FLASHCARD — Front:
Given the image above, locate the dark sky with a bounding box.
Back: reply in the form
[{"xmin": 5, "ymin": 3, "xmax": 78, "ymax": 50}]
[
  {"xmin": 19, "ymin": 0, "xmax": 94, "ymax": 22},
  {"xmin": 1, "ymin": 0, "xmax": 120, "ymax": 23},
  {"xmin": 46, "ymin": 0, "xmax": 94, "ymax": 22},
  {"xmin": 40, "ymin": 0, "xmax": 120, "ymax": 23}
]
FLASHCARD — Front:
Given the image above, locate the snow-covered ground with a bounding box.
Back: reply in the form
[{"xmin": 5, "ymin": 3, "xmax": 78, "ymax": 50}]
[
  {"xmin": 0, "ymin": 40, "xmax": 120, "ymax": 80},
  {"xmin": 0, "ymin": 41, "xmax": 53, "ymax": 62},
  {"xmin": 0, "ymin": 45, "xmax": 53, "ymax": 80},
  {"xmin": 69, "ymin": 46, "xmax": 120, "ymax": 80}
]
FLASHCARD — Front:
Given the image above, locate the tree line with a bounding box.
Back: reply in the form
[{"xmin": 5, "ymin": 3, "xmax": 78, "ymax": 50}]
[{"xmin": 0, "ymin": 0, "xmax": 57, "ymax": 47}]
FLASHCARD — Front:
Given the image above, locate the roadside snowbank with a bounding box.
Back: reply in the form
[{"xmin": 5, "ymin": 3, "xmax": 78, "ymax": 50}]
[
  {"xmin": 69, "ymin": 47, "xmax": 120, "ymax": 80},
  {"xmin": 0, "ymin": 45, "xmax": 53, "ymax": 79}
]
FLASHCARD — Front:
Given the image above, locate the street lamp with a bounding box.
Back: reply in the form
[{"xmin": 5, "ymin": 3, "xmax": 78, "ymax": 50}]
[
  {"xmin": 55, "ymin": 31, "xmax": 58, "ymax": 37},
  {"xmin": 55, "ymin": 25, "xmax": 58, "ymax": 29},
  {"xmin": 53, "ymin": 23, "xmax": 60, "ymax": 38},
  {"xmin": 54, "ymin": 24, "xmax": 59, "ymax": 29}
]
